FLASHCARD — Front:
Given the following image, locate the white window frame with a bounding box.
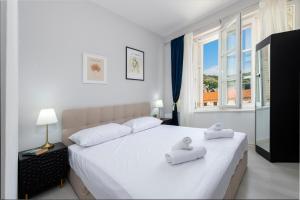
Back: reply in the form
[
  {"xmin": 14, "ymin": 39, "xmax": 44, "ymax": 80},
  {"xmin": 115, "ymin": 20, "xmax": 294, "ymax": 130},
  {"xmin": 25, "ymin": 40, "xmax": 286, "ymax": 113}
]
[
  {"xmin": 194, "ymin": 32, "xmax": 220, "ymax": 112},
  {"xmin": 241, "ymin": 12, "xmax": 257, "ymax": 109},
  {"xmin": 240, "ymin": 25, "xmax": 253, "ymax": 108},
  {"xmin": 219, "ymin": 14, "xmax": 241, "ymax": 109}
]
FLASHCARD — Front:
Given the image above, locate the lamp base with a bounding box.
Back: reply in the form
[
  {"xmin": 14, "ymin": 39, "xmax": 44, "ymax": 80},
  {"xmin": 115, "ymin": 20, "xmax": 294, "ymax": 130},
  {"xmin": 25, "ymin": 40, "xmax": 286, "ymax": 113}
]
[
  {"xmin": 41, "ymin": 142, "xmax": 54, "ymax": 149},
  {"xmin": 158, "ymin": 108, "xmax": 161, "ymax": 118}
]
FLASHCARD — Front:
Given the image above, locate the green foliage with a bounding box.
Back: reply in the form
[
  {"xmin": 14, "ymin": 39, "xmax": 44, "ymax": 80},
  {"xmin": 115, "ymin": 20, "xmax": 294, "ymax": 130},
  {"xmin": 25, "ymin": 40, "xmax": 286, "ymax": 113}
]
[
  {"xmin": 242, "ymin": 72, "xmax": 251, "ymax": 89},
  {"xmin": 203, "ymin": 73, "xmax": 252, "ymax": 91},
  {"xmin": 203, "ymin": 75, "xmax": 218, "ymax": 92}
]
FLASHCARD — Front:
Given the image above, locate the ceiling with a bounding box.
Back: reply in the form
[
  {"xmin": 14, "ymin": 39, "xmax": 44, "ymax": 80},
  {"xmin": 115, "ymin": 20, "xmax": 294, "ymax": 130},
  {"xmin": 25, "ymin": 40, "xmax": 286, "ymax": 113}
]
[{"xmin": 93, "ymin": 0, "xmax": 240, "ymax": 37}]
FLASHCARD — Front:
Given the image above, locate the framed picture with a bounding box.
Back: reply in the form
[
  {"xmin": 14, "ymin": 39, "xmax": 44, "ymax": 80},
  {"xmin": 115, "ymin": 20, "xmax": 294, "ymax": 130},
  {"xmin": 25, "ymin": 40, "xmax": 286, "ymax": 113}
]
[
  {"xmin": 126, "ymin": 46, "xmax": 144, "ymax": 81},
  {"xmin": 83, "ymin": 53, "xmax": 107, "ymax": 84}
]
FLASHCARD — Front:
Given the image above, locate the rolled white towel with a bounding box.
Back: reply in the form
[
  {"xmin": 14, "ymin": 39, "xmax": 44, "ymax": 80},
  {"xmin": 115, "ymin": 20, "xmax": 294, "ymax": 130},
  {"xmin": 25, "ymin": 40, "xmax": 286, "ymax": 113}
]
[
  {"xmin": 172, "ymin": 137, "xmax": 193, "ymax": 151},
  {"xmin": 165, "ymin": 146, "xmax": 207, "ymax": 165},
  {"xmin": 208, "ymin": 122, "xmax": 223, "ymax": 131},
  {"xmin": 204, "ymin": 129, "xmax": 234, "ymax": 140}
]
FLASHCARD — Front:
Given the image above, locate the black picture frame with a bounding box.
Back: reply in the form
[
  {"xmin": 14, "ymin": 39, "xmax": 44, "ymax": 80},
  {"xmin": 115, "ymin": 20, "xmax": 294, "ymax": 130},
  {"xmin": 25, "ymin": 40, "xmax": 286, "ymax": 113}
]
[{"xmin": 126, "ymin": 46, "xmax": 144, "ymax": 81}]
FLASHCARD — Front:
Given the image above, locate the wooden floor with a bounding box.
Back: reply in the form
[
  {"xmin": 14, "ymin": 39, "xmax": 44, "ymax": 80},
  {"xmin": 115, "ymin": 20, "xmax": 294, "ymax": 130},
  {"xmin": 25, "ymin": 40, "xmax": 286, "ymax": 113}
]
[
  {"xmin": 236, "ymin": 146, "xmax": 299, "ymax": 199},
  {"xmin": 32, "ymin": 146, "xmax": 299, "ymax": 199}
]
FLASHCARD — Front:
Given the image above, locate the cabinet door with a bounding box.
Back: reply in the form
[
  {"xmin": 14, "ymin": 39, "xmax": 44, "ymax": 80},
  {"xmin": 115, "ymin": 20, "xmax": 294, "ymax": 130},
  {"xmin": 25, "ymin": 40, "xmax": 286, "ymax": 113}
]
[{"xmin": 255, "ymin": 44, "xmax": 270, "ymax": 152}]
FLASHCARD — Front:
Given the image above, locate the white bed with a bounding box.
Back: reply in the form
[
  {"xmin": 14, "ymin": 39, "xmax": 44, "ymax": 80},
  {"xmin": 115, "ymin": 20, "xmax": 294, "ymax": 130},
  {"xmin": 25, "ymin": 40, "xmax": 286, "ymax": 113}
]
[{"xmin": 68, "ymin": 124, "xmax": 248, "ymax": 199}]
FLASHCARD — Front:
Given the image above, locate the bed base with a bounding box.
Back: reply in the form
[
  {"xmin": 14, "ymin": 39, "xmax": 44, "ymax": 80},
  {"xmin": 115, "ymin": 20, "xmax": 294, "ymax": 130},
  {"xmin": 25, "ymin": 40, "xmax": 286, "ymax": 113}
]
[
  {"xmin": 224, "ymin": 151, "xmax": 247, "ymax": 199},
  {"xmin": 68, "ymin": 151, "xmax": 247, "ymax": 200}
]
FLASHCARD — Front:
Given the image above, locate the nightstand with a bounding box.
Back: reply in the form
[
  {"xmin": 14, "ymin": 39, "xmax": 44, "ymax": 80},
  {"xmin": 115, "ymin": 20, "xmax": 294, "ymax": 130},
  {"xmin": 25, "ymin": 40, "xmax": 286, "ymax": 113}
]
[
  {"xmin": 161, "ymin": 118, "xmax": 175, "ymax": 125},
  {"xmin": 18, "ymin": 142, "xmax": 68, "ymax": 199}
]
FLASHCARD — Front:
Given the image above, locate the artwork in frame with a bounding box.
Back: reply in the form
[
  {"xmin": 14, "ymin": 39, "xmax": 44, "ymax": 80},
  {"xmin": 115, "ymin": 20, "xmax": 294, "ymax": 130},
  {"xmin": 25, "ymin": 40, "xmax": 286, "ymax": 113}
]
[
  {"xmin": 83, "ymin": 53, "xmax": 107, "ymax": 84},
  {"xmin": 126, "ymin": 46, "xmax": 144, "ymax": 81}
]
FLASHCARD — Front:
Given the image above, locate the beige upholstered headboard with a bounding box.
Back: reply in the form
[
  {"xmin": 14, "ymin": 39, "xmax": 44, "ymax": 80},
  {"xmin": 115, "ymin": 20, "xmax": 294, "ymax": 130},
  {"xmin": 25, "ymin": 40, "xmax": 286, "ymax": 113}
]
[{"xmin": 62, "ymin": 102, "xmax": 151, "ymax": 146}]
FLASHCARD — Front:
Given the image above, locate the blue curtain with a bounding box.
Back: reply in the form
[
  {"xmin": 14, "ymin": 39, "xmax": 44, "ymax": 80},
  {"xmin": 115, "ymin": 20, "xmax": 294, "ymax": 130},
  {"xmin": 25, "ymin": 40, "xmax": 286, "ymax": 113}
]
[{"xmin": 171, "ymin": 35, "xmax": 184, "ymax": 126}]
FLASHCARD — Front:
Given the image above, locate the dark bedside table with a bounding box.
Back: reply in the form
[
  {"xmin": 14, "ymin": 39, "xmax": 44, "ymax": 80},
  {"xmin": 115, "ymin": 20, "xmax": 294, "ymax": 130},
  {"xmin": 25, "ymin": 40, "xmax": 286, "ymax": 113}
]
[
  {"xmin": 18, "ymin": 142, "xmax": 68, "ymax": 199},
  {"xmin": 161, "ymin": 118, "xmax": 175, "ymax": 125}
]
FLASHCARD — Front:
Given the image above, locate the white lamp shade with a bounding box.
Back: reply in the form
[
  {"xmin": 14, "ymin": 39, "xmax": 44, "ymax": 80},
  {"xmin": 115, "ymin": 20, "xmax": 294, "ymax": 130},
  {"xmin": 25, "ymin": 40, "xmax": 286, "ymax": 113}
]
[
  {"xmin": 154, "ymin": 99, "xmax": 164, "ymax": 108},
  {"xmin": 36, "ymin": 108, "xmax": 58, "ymax": 125}
]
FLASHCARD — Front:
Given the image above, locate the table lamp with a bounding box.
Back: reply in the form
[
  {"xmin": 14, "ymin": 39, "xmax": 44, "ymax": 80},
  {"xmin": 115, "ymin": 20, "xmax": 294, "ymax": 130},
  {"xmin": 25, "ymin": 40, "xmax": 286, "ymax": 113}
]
[
  {"xmin": 154, "ymin": 99, "xmax": 164, "ymax": 118},
  {"xmin": 36, "ymin": 108, "xmax": 58, "ymax": 149}
]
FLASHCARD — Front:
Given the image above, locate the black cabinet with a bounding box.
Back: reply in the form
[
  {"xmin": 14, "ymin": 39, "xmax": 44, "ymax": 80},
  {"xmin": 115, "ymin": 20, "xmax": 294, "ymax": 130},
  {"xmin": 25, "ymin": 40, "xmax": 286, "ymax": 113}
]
[
  {"xmin": 161, "ymin": 118, "xmax": 175, "ymax": 125},
  {"xmin": 18, "ymin": 143, "xmax": 68, "ymax": 199},
  {"xmin": 255, "ymin": 30, "xmax": 299, "ymax": 162}
]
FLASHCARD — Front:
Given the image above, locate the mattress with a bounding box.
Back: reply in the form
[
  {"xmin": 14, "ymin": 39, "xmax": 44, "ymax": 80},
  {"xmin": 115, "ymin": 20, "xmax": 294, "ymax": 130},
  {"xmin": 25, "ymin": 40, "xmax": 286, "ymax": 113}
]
[{"xmin": 68, "ymin": 125, "xmax": 248, "ymax": 199}]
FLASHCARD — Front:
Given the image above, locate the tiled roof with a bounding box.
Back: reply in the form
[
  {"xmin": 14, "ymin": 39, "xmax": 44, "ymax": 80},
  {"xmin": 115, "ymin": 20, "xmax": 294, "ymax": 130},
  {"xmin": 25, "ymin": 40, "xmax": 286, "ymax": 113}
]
[
  {"xmin": 203, "ymin": 89, "xmax": 251, "ymax": 102},
  {"xmin": 204, "ymin": 91, "xmax": 218, "ymax": 102}
]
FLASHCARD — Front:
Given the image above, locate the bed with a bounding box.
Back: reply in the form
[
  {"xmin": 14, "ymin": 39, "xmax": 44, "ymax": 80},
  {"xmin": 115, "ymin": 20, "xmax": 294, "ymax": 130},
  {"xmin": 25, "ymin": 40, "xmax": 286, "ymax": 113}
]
[{"xmin": 62, "ymin": 102, "xmax": 247, "ymax": 199}]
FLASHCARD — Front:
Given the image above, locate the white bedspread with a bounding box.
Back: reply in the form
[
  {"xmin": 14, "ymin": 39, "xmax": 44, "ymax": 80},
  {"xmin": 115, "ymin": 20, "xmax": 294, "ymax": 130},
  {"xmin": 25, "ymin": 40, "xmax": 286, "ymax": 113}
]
[{"xmin": 69, "ymin": 125, "xmax": 247, "ymax": 199}]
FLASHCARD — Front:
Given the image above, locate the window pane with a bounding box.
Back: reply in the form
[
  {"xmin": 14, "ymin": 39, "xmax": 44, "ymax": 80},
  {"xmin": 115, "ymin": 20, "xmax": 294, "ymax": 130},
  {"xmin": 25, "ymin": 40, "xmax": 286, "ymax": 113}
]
[
  {"xmin": 227, "ymin": 80, "xmax": 236, "ymax": 105},
  {"xmin": 242, "ymin": 78, "xmax": 251, "ymax": 104},
  {"xmin": 242, "ymin": 51, "xmax": 252, "ymax": 104},
  {"xmin": 242, "ymin": 28, "xmax": 252, "ymax": 50},
  {"xmin": 242, "ymin": 25, "xmax": 252, "ymax": 105},
  {"xmin": 227, "ymin": 31, "xmax": 236, "ymax": 51},
  {"xmin": 242, "ymin": 51, "xmax": 251, "ymax": 73},
  {"xmin": 203, "ymin": 39, "xmax": 219, "ymax": 107},
  {"xmin": 227, "ymin": 54, "xmax": 236, "ymax": 76}
]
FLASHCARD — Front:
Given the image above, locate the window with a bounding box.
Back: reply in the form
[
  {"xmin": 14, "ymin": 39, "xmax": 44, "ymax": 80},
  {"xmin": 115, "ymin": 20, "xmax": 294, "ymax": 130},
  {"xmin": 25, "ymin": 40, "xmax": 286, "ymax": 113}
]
[
  {"xmin": 193, "ymin": 32, "xmax": 220, "ymax": 109},
  {"xmin": 203, "ymin": 39, "xmax": 219, "ymax": 107},
  {"xmin": 193, "ymin": 4, "xmax": 295, "ymax": 111},
  {"xmin": 241, "ymin": 28, "xmax": 252, "ymax": 103},
  {"xmin": 220, "ymin": 16, "xmax": 240, "ymax": 107},
  {"xmin": 241, "ymin": 26, "xmax": 253, "ymax": 106},
  {"xmin": 194, "ymin": 11, "xmax": 257, "ymax": 110}
]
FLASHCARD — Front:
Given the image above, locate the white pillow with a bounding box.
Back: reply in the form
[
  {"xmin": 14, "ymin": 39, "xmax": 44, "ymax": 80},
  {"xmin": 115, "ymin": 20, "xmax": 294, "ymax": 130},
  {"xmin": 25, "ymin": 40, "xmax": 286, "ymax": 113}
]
[
  {"xmin": 69, "ymin": 123, "xmax": 132, "ymax": 147},
  {"xmin": 123, "ymin": 116, "xmax": 162, "ymax": 133}
]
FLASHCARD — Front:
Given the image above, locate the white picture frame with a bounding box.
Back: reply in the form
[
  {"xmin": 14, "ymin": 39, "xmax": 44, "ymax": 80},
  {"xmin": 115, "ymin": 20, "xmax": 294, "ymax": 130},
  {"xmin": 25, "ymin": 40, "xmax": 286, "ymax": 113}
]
[{"xmin": 83, "ymin": 53, "xmax": 107, "ymax": 84}]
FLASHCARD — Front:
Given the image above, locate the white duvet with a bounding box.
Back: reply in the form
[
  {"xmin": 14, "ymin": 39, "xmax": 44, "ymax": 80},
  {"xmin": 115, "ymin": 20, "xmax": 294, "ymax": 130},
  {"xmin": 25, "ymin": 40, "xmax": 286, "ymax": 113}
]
[{"xmin": 69, "ymin": 125, "xmax": 247, "ymax": 199}]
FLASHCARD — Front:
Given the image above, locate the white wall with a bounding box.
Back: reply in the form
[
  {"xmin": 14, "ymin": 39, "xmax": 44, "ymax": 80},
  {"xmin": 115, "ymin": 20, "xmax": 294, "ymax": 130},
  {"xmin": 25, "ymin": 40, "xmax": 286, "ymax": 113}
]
[
  {"xmin": 19, "ymin": 0, "xmax": 164, "ymax": 151},
  {"xmin": 190, "ymin": 111, "xmax": 255, "ymax": 144},
  {"xmin": 163, "ymin": 43, "xmax": 173, "ymax": 116},
  {"xmin": 163, "ymin": 1, "xmax": 258, "ymax": 145},
  {"xmin": 164, "ymin": 0, "xmax": 259, "ymax": 42},
  {"xmin": 1, "ymin": 0, "xmax": 19, "ymax": 198},
  {"xmin": 0, "ymin": 0, "xmax": 6, "ymax": 197}
]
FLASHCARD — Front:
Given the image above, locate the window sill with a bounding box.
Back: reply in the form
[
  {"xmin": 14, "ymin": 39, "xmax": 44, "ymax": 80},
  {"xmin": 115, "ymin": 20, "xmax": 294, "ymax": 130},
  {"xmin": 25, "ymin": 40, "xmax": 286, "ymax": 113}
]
[{"xmin": 194, "ymin": 108, "xmax": 255, "ymax": 113}]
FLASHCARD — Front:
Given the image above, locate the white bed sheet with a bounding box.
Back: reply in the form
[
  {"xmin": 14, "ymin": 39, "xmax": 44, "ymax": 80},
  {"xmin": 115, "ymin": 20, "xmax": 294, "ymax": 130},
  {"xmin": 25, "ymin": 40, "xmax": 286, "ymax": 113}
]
[{"xmin": 69, "ymin": 125, "xmax": 247, "ymax": 199}]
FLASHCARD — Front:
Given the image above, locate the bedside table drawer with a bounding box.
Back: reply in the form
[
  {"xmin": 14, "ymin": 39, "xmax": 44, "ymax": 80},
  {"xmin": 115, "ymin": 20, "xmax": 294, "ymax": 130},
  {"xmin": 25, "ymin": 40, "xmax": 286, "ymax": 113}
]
[
  {"xmin": 19, "ymin": 158, "xmax": 41, "ymax": 196},
  {"xmin": 37, "ymin": 149, "xmax": 68, "ymax": 189},
  {"xmin": 18, "ymin": 143, "xmax": 68, "ymax": 199},
  {"xmin": 37, "ymin": 149, "xmax": 67, "ymax": 175}
]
